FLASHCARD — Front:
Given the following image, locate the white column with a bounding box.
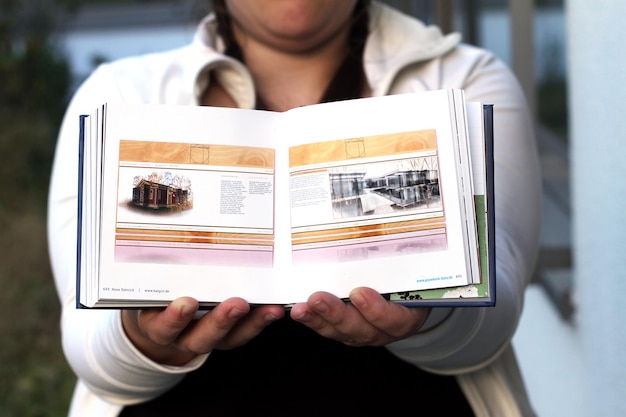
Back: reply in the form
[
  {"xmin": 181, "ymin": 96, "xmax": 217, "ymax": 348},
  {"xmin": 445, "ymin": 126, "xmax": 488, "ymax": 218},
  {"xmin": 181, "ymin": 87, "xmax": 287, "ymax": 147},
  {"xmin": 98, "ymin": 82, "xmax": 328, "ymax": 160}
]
[{"xmin": 568, "ymin": 1, "xmax": 626, "ymax": 416}]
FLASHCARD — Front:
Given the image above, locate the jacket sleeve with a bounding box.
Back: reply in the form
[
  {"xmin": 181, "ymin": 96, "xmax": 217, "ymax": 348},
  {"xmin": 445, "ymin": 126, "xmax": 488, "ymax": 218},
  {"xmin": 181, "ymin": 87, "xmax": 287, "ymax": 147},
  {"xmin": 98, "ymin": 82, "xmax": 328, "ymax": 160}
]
[
  {"xmin": 47, "ymin": 64, "xmax": 207, "ymax": 405},
  {"xmin": 386, "ymin": 45, "xmax": 542, "ymax": 373}
]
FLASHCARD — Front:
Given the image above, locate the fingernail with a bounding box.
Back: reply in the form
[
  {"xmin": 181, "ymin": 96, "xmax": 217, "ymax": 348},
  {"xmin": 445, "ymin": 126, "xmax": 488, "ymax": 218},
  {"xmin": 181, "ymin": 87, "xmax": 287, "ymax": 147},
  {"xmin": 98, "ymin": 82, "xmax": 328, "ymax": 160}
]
[
  {"xmin": 180, "ymin": 303, "xmax": 196, "ymax": 318},
  {"xmin": 175, "ymin": 300, "xmax": 196, "ymax": 319},
  {"xmin": 292, "ymin": 311, "xmax": 312, "ymax": 322},
  {"xmin": 264, "ymin": 313, "xmax": 280, "ymax": 322},
  {"xmin": 228, "ymin": 308, "xmax": 247, "ymax": 320},
  {"xmin": 350, "ymin": 290, "xmax": 368, "ymax": 309},
  {"xmin": 311, "ymin": 299, "xmax": 329, "ymax": 314}
]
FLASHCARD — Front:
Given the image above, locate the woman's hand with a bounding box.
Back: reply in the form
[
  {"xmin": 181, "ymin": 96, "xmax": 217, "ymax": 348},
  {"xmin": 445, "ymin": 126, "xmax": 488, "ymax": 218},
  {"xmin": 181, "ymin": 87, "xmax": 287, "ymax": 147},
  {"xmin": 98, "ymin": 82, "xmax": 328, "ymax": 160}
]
[
  {"xmin": 122, "ymin": 297, "xmax": 285, "ymax": 366},
  {"xmin": 290, "ymin": 287, "xmax": 430, "ymax": 346}
]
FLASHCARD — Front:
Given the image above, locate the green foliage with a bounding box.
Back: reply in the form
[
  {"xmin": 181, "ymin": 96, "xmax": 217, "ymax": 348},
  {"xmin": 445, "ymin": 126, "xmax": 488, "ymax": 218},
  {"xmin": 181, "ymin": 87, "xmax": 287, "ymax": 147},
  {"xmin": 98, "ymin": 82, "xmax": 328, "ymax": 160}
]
[
  {"xmin": 0, "ymin": 2, "xmax": 77, "ymax": 417},
  {"xmin": 0, "ymin": 39, "xmax": 72, "ymax": 121},
  {"xmin": 0, "ymin": 22, "xmax": 72, "ymax": 207},
  {"xmin": 1, "ymin": 0, "xmax": 74, "ymax": 122},
  {"xmin": 0, "ymin": 208, "xmax": 76, "ymax": 417},
  {"xmin": 0, "ymin": 111, "xmax": 59, "ymax": 208},
  {"xmin": 0, "ymin": 0, "xmax": 77, "ymax": 204}
]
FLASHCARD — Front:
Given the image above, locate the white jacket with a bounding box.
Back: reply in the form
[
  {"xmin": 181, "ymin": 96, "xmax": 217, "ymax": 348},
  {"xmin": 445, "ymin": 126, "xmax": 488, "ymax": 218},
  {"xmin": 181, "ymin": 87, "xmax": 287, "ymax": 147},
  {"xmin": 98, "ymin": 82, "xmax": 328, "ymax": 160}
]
[{"xmin": 48, "ymin": 3, "xmax": 541, "ymax": 416}]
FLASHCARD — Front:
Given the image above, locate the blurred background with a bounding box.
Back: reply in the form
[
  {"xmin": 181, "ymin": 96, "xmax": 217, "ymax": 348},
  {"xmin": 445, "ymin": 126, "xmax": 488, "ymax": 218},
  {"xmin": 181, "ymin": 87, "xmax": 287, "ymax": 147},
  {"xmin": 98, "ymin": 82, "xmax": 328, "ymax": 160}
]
[{"xmin": 3, "ymin": 1, "xmax": 623, "ymax": 417}]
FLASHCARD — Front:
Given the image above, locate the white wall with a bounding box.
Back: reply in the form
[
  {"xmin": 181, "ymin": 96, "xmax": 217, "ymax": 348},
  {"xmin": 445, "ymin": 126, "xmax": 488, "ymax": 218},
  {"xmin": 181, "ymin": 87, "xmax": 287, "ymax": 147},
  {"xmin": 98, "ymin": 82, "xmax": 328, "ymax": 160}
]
[{"xmin": 568, "ymin": 1, "xmax": 626, "ymax": 416}]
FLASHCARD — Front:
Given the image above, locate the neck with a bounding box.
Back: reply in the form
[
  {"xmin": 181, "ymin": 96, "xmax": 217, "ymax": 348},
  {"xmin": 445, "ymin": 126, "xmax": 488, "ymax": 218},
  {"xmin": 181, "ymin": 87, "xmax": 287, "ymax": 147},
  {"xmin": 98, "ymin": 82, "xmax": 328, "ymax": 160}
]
[{"xmin": 234, "ymin": 26, "xmax": 351, "ymax": 112}]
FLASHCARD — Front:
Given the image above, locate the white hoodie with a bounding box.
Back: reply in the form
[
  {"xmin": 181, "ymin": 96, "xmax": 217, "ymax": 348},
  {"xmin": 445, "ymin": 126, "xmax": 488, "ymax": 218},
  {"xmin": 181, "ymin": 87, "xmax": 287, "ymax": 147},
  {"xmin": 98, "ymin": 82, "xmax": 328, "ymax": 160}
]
[{"xmin": 48, "ymin": 3, "xmax": 541, "ymax": 416}]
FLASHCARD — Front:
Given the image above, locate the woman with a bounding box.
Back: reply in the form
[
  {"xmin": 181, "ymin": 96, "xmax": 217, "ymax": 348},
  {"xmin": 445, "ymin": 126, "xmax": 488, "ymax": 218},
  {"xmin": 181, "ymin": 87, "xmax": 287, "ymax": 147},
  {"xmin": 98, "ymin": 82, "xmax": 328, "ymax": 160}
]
[{"xmin": 48, "ymin": 1, "xmax": 541, "ymax": 416}]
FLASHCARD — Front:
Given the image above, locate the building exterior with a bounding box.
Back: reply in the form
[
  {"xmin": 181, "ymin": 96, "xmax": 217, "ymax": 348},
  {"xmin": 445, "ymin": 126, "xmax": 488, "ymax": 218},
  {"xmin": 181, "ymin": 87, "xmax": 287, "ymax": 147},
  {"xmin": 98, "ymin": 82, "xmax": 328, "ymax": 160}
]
[{"xmin": 131, "ymin": 179, "xmax": 189, "ymax": 210}]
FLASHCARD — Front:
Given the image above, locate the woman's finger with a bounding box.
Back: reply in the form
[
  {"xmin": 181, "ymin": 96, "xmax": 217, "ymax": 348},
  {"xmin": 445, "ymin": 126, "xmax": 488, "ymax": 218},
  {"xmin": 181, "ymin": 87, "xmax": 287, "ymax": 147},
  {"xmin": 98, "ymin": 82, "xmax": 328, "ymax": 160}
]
[{"xmin": 349, "ymin": 287, "xmax": 430, "ymax": 338}]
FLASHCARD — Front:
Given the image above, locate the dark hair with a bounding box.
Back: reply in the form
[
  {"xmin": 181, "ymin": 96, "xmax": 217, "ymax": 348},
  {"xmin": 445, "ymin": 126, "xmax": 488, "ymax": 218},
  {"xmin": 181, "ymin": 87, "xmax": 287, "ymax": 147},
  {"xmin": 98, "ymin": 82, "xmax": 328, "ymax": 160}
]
[{"xmin": 211, "ymin": 0, "xmax": 370, "ymax": 109}]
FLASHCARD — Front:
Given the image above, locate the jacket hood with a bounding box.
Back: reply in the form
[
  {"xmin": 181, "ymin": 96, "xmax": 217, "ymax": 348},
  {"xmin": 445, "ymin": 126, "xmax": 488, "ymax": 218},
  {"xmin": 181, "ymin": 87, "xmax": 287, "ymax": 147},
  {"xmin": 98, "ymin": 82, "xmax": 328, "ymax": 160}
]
[{"xmin": 365, "ymin": 2, "xmax": 462, "ymax": 95}]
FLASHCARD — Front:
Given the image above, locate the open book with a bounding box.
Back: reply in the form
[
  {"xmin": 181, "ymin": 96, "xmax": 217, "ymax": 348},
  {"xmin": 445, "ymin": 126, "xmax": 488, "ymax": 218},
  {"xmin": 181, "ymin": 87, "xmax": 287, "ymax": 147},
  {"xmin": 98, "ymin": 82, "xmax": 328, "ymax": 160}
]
[{"xmin": 77, "ymin": 89, "xmax": 495, "ymax": 308}]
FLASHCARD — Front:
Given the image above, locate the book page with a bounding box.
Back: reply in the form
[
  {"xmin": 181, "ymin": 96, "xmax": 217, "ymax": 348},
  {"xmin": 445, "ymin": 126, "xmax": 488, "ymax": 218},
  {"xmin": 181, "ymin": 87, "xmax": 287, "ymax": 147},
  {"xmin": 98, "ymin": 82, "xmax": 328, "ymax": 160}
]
[
  {"xmin": 390, "ymin": 102, "xmax": 494, "ymax": 305},
  {"xmin": 95, "ymin": 103, "xmax": 288, "ymax": 305},
  {"xmin": 274, "ymin": 90, "xmax": 476, "ymax": 300}
]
